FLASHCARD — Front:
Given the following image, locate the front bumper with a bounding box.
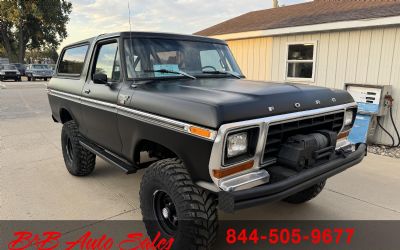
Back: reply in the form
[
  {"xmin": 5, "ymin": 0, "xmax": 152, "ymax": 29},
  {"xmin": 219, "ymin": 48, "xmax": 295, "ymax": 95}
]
[
  {"xmin": 0, "ymin": 75, "xmax": 20, "ymax": 80},
  {"xmin": 218, "ymin": 143, "xmax": 367, "ymax": 213},
  {"xmin": 32, "ymin": 74, "xmax": 52, "ymax": 78}
]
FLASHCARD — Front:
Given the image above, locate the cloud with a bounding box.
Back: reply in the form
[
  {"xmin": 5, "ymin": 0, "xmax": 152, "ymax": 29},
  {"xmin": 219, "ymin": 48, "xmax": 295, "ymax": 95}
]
[{"xmin": 60, "ymin": 0, "xmax": 309, "ymax": 49}]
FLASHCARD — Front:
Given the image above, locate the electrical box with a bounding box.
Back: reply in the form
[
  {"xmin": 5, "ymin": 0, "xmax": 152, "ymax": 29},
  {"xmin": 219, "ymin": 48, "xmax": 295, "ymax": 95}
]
[
  {"xmin": 345, "ymin": 84, "xmax": 392, "ymax": 144},
  {"xmin": 345, "ymin": 84, "xmax": 392, "ymax": 116}
]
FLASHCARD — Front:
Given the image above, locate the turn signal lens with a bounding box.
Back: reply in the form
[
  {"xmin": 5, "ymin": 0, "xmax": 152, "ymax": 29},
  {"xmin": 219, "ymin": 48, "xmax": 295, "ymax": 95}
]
[
  {"xmin": 189, "ymin": 126, "xmax": 212, "ymax": 139},
  {"xmin": 337, "ymin": 130, "xmax": 350, "ymax": 140},
  {"xmin": 212, "ymin": 160, "xmax": 254, "ymax": 178}
]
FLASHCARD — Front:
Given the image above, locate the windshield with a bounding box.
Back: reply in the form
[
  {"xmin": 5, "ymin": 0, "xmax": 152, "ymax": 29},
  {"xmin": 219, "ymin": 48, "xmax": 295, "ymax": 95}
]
[
  {"xmin": 32, "ymin": 64, "xmax": 49, "ymax": 69},
  {"xmin": 3, "ymin": 65, "xmax": 17, "ymax": 70},
  {"xmin": 124, "ymin": 38, "xmax": 242, "ymax": 79}
]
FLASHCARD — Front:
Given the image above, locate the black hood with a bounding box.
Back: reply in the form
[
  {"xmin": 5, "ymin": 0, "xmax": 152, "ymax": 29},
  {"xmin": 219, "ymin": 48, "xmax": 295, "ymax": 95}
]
[{"xmin": 131, "ymin": 78, "xmax": 354, "ymax": 128}]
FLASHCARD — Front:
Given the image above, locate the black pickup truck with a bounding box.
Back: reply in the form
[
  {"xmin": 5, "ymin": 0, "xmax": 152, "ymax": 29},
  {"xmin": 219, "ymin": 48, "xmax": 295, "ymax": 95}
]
[{"xmin": 47, "ymin": 32, "xmax": 366, "ymax": 249}]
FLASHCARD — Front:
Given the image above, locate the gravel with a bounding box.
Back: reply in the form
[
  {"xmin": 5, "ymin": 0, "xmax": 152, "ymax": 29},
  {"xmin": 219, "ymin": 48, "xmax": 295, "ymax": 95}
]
[{"xmin": 368, "ymin": 144, "xmax": 400, "ymax": 158}]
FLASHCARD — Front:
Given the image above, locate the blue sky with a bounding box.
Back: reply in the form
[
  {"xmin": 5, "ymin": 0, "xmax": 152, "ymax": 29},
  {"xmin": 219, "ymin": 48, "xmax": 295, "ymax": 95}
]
[{"xmin": 61, "ymin": 0, "xmax": 310, "ymax": 49}]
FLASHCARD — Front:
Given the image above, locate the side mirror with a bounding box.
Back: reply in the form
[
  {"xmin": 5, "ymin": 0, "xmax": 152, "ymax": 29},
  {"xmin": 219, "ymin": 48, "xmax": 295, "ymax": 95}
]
[{"xmin": 93, "ymin": 73, "xmax": 108, "ymax": 85}]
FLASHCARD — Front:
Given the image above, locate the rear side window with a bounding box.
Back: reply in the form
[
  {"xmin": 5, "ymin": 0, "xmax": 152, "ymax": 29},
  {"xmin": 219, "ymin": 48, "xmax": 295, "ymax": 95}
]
[{"xmin": 58, "ymin": 44, "xmax": 89, "ymax": 75}]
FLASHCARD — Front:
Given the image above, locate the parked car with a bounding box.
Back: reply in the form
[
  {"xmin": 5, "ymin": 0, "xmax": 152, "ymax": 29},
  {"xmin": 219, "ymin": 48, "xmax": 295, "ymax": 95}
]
[
  {"xmin": 11, "ymin": 63, "xmax": 26, "ymax": 76},
  {"xmin": 0, "ymin": 64, "xmax": 21, "ymax": 81},
  {"xmin": 25, "ymin": 64, "xmax": 53, "ymax": 81},
  {"xmin": 47, "ymin": 32, "xmax": 366, "ymax": 249}
]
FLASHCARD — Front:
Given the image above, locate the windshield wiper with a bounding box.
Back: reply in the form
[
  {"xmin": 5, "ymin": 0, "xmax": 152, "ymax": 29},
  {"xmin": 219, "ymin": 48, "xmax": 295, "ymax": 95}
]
[
  {"xmin": 202, "ymin": 70, "xmax": 241, "ymax": 79},
  {"xmin": 146, "ymin": 69, "xmax": 196, "ymax": 80}
]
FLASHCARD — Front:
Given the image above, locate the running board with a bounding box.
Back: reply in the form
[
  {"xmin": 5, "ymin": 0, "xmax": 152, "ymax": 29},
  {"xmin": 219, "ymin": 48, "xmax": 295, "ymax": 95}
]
[{"xmin": 79, "ymin": 139, "xmax": 138, "ymax": 174}]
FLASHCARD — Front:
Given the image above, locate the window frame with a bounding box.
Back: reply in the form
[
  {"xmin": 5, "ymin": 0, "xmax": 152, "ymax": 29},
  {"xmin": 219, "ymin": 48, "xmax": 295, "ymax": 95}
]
[
  {"xmin": 285, "ymin": 41, "xmax": 317, "ymax": 82},
  {"xmin": 57, "ymin": 43, "xmax": 90, "ymax": 78},
  {"xmin": 89, "ymin": 38, "xmax": 122, "ymax": 84}
]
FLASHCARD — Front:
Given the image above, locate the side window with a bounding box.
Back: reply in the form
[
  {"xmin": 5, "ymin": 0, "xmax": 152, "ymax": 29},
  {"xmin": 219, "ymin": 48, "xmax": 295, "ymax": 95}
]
[
  {"xmin": 93, "ymin": 42, "xmax": 120, "ymax": 81},
  {"xmin": 58, "ymin": 44, "xmax": 89, "ymax": 75}
]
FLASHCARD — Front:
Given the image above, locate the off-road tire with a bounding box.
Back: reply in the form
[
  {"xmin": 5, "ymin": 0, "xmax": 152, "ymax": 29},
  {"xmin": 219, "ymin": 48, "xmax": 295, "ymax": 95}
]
[
  {"xmin": 284, "ymin": 180, "xmax": 326, "ymax": 204},
  {"xmin": 61, "ymin": 120, "xmax": 96, "ymax": 176},
  {"xmin": 27, "ymin": 76, "xmax": 31, "ymax": 81},
  {"xmin": 140, "ymin": 158, "xmax": 218, "ymax": 250}
]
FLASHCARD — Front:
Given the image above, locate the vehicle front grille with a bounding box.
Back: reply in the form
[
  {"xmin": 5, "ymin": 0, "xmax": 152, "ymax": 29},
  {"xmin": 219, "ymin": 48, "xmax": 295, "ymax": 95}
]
[
  {"xmin": 5, "ymin": 72, "xmax": 16, "ymax": 76},
  {"xmin": 262, "ymin": 111, "xmax": 344, "ymax": 166}
]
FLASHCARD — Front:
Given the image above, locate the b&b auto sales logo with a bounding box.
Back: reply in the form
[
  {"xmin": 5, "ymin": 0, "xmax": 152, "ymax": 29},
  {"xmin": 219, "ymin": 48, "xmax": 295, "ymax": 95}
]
[{"xmin": 7, "ymin": 231, "xmax": 174, "ymax": 250}]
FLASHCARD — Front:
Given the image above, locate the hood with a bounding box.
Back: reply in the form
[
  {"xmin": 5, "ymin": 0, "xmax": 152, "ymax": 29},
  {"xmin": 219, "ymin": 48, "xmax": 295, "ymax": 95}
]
[
  {"xmin": 31, "ymin": 68, "xmax": 52, "ymax": 72},
  {"xmin": 131, "ymin": 78, "xmax": 354, "ymax": 128},
  {"xmin": 1, "ymin": 69, "xmax": 18, "ymax": 73}
]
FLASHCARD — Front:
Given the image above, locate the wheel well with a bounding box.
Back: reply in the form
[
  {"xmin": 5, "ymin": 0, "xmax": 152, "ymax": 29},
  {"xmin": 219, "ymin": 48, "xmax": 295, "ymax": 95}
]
[
  {"xmin": 59, "ymin": 108, "xmax": 73, "ymax": 124},
  {"xmin": 134, "ymin": 140, "xmax": 178, "ymax": 166}
]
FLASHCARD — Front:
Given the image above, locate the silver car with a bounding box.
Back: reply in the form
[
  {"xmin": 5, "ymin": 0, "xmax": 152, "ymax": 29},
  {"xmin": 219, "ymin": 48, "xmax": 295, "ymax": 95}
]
[
  {"xmin": 0, "ymin": 64, "xmax": 22, "ymax": 82},
  {"xmin": 25, "ymin": 64, "xmax": 54, "ymax": 81}
]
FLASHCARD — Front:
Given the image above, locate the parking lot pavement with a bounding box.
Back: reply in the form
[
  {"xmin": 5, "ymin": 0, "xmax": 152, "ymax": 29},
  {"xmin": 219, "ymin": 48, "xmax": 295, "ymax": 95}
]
[{"xmin": 1, "ymin": 85, "xmax": 400, "ymax": 221}]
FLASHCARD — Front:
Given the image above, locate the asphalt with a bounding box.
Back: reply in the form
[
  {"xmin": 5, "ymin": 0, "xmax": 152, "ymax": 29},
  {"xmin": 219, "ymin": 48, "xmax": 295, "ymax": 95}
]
[{"xmin": 1, "ymin": 81, "xmax": 400, "ymax": 221}]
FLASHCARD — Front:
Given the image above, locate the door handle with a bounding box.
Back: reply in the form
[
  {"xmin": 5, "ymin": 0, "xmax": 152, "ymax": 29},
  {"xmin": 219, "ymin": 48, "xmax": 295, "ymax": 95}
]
[{"xmin": 84, "ymin": 89, "xmax": 91, "ymax": 94}]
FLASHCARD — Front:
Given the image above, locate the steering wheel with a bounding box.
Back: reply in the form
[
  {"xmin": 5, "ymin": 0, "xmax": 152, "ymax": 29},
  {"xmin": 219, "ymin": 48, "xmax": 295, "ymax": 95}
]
[{"xmin": 202, "ymin": 65, "xmax": 217, "ymax": 71}]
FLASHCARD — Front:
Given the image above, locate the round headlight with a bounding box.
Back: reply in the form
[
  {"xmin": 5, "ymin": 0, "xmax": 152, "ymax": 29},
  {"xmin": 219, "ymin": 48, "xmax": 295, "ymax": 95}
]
[
  {"xmin": 344, "ymin": 110, "xmax": 354, "ymax": 126},
  {"xmin": 227, "ymin": 132, "xmax": 248, "ymax": 158}
]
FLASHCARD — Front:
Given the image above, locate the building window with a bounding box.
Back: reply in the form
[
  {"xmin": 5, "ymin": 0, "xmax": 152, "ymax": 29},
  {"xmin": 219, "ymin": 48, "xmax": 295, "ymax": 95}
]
[{"xmin": 286, "ymin": 42, "xmax": 316, "ymax": 81}]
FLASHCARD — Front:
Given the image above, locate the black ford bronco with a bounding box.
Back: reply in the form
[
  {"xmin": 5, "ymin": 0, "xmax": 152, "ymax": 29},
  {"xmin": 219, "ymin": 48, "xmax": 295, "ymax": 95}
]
[{"xmin": 47, "ymin": 32, "xmax": 366, "ymax": 249}]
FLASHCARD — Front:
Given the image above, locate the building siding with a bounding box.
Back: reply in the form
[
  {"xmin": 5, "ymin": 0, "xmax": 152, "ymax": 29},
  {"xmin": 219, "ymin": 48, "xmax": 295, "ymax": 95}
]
[{"xmin": 226, "ymin": 27, "xmax": 400, "ymax": 145}]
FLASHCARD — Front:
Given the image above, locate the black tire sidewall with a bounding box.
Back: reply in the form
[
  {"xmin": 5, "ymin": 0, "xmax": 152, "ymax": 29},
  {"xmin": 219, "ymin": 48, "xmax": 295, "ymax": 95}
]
[
  {"xmin": 61, "ymin": 122, "xmax": 80, "ymax": 174},
  {"xmin": 61, "ymin": 121, "xmax": 95, "ymax": 176},
  {"xmin": 140, "ymin": 172, "xmax": 189, "ymax": 248},
  {"xmin": 140, "ymin": 160, "xmax": 217, "ymax": 250}
]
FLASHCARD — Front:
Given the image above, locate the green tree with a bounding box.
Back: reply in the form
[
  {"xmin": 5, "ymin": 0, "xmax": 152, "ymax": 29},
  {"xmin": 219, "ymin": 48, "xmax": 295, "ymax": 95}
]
[
  {"xmin": 0, "ymin": 44, "xmax": 6, "ymax": 57},
  {"xmin": 0, "ymin": 0, "xmax": 72, "ymax": 63},
  {"xmin": 26, "ymin": 47, "xmax": 59, "ymax": 64}
]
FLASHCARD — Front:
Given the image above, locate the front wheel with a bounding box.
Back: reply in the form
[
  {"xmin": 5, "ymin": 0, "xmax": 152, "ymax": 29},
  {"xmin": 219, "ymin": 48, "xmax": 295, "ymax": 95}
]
[
  {"xmin": 283, "ymin": 180, "xmax": 326, "ymax": 204},
  {"xmin": 140, "ymin": 158, "xmax": 218, "ymax": 250},
  {"xmin": 61, "ymin": 120, "xmax": 96, "ymax": 176}
]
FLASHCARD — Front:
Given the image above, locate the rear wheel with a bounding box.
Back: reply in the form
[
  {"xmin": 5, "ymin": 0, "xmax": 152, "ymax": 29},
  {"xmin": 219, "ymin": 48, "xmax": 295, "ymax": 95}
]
[
  {"xmin": 284, "ymin": 180, "xmax": 326, "ymax": 204},
  {"xmin": 61, "ymin": 120, "xmax": 96, "ymax": 176},
  {"xmin": 44, "ymin": 78, "xmax": 48, "ymax": 81},
  {"xmin": 27, "ymin": 76, "xmax": 31, "ymax": 81},
  {"xmin": 140, "ymin": 158, "xmax": 218, "ymax": 250}
]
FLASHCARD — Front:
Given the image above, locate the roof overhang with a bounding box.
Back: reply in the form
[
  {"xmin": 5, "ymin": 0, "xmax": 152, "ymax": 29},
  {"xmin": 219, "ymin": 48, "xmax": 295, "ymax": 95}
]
[{"xmin": 210, "ymin": 15, "xmax": 400, "ymax": 41}]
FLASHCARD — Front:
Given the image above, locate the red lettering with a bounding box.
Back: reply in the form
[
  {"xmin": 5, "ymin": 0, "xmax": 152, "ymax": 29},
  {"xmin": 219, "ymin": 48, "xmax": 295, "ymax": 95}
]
[
  {"xmin": 119, "ymin": 232, "xmax": 174, "ymax": 250},
  {"xmin": 119, "ymin": 233, "xmax": 144, "ymax": 250},
  {"xmin": 8, "ymin": 232, "xmax": 33, "ymax": 250},
  {"xmin": 65, "ymin": 231, "xmax": 113, "ymax": 250}
]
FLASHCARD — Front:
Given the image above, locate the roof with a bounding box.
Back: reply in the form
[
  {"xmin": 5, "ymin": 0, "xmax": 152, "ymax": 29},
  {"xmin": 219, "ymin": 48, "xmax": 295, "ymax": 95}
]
[
  {"xmin": 64, "ymin": 31, "xmax": 226, "ymax": 48},
  {"xmin": 195, "ymin": 0, "xmax": 400, "ymax": 37}
]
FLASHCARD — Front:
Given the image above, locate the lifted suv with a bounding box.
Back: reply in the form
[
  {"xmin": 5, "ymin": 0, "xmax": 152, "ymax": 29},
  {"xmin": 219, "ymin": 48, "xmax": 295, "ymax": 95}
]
[{"xmin": 47, "ymin": 32, "xmax": 366, "ymax": 249}]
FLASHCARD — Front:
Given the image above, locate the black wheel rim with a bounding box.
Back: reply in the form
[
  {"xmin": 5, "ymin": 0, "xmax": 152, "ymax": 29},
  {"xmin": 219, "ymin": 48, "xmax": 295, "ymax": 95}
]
[
  {"xmin": 153, "ymin": 190, "xmax": 178, "ymax": 235},
  {"xmin": 65, "ymin": 137, "xmax": 74, "ymax": 162}
]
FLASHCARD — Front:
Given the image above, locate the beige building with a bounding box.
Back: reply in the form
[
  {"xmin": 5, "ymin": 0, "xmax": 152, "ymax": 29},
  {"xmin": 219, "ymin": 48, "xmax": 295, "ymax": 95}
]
[{"xmin": 196, "ymin": 0, "xmax": 400, "ymax": 145}]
